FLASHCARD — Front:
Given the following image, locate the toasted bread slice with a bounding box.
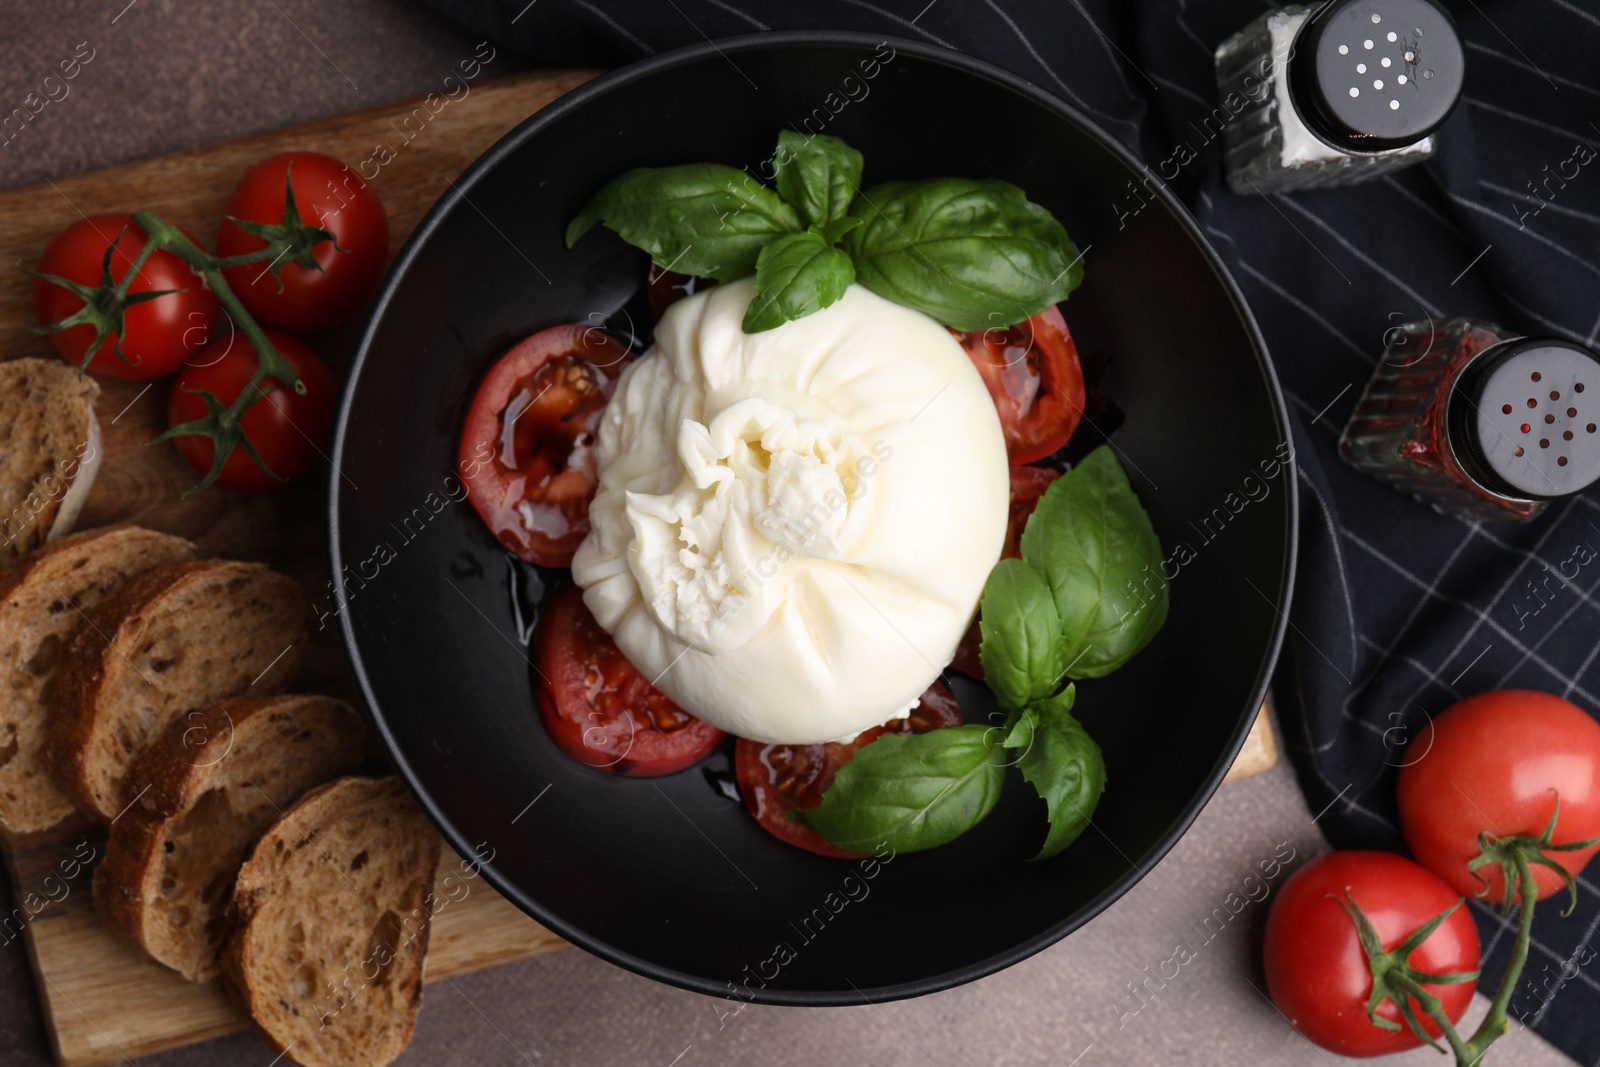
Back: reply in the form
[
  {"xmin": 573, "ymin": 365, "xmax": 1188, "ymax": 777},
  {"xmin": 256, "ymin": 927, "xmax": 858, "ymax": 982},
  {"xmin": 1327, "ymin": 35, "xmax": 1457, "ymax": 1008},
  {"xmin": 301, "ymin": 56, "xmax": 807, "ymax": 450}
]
[
  {"xmin": 0, "ymin": 358, "xmax": 102, "ymax": 563},
  {"xmin": 224, "ymin": 776, "xmax": 439, "ymax": 1067},
  {"xmin": 0, "ymin": 524, "xmax": 195, "ymax": 834},
  {"xmin": 45, "ymin": 559, "xmax": 305, "ymax": 819},
  {"xmin": 95, "ymin": 694, "xmax": 365, "ymax": 980}
]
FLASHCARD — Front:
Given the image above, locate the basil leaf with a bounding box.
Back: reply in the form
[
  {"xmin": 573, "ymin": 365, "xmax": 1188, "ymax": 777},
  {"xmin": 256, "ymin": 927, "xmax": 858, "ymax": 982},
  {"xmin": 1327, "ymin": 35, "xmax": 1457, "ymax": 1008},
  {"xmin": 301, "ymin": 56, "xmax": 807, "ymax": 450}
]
[
  {"xmin": 1020, "ymin": 445, "xmax": 1167, "ymax": 678},
  {"xmin": 794, "ymin": 725, "xmax": 1004, "ymax": 854},
  {"xmin": 1000, "ymin": 704, "xmax": 1034, "ymax": 754},
  {"xmin": 1014, "ymin": 686, "xmax": 1106, "ymax": 860},
  {"xmin": 742, "ymin": 230, "xmax": 855, "ymax": 333},
  {"xmin": 978, "ymin": 558, "xmax": 1067, "ymax": 711},
  {"xmin": 773, "ymin": 130, "xmax": 864, "ymax": 230},
  {"xmin": 816, "ymin": 215, "xmax": 863, "ymax": 246},
  {"xmin": 566, "ymin": 164, "xmax": 801, "ymax": 282},
  {"xmin": 845, "ymin": 178, "xmax": 1083, "ymax": 331}
]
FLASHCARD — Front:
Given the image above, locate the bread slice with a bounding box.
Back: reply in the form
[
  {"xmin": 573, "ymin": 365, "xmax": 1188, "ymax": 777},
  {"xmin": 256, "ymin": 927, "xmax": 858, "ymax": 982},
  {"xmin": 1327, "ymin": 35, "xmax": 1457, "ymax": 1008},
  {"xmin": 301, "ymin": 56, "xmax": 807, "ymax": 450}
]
[
  {"xmin": 0, "ymin": 524, "xmax": 195, "ymax": 834},
  {"xmin": 0, "ymin": 357, "xmax": 103, "ymax": 563},
  {"xmin": 224, "ymin": 776, "xmax": 439, "ymax": 1067},
  {"xmin": 94, "ymin": 694, "xmax": 365, "ymax": 980},
  {"xmin": 45, "ymin": 559, "xmax": 305, "ymax": 819}
]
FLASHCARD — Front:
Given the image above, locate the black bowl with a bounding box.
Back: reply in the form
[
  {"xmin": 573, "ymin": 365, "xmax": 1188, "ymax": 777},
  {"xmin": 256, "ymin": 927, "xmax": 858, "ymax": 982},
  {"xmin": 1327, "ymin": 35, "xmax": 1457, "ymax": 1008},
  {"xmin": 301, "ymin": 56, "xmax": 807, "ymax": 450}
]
[{"xmin": 329, "ymin": 31, "xmax": 1296, "ymax": 1005}]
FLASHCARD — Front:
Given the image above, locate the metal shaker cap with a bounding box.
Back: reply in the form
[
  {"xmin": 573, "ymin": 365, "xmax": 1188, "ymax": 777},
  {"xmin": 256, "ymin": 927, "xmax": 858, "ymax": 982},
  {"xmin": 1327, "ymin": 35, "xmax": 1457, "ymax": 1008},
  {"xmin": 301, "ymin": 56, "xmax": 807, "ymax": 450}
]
[
  {"xmin": 1290, "ymin": 0, "xmax": 1465, "ymax": 151},
  {"xmin": 1449, "ymin": 339, "xmax": 1600, "ymax": 501}
]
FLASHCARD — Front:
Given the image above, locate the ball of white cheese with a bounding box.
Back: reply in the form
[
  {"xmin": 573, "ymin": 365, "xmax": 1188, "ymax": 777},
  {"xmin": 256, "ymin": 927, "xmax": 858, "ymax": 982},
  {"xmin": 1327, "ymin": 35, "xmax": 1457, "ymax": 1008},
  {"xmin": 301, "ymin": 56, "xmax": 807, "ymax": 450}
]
[{"xmin": 571, "ymin": 278, "xmax": 1009, "ymax": 744}]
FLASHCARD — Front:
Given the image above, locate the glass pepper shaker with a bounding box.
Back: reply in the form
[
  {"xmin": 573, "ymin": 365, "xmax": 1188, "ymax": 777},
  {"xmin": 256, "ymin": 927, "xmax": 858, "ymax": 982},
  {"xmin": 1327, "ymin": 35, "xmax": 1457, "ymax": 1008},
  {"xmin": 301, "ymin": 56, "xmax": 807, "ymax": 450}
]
[
  {"xmin": 1339, "ymin": 318, "xmax": 1600, "ymax": 523},
  {"xmin": 1215, "ymin": 0, "xmax": 1465, "ymax": 195}
]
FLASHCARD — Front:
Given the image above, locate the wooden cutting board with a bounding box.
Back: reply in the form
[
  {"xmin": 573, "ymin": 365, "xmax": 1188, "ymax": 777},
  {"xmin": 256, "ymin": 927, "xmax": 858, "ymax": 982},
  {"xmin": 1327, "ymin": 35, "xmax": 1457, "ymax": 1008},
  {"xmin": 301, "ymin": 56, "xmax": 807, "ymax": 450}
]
[{"xmin": 0, "ymin": 69, "xmax": 1280, "ymax": 1067}]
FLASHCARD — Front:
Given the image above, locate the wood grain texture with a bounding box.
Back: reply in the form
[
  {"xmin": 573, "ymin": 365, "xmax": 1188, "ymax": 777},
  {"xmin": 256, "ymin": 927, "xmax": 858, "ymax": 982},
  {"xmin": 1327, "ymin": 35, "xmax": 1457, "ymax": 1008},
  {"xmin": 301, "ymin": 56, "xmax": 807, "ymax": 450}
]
[
  {"xmin": 0, "ymin": 69, "xmax": 593, "ymax": 1067},
  {"xmin": 0, "ymin": 65, "xmax": 1276, "ymax": 1067},
  {"xmin": 1224, "ymin": 704, "xmax": 1278, "ymax": 785},
  {"xmin": 2, "ymin": 833, "xmax": 566, "ymax": 1067}
]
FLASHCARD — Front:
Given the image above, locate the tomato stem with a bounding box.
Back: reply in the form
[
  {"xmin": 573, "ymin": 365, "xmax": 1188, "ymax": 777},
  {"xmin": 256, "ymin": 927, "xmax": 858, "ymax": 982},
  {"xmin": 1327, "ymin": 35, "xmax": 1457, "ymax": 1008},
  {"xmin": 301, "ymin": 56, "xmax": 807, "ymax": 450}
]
[
  {"xmin": 1385, "ymin": 970, "xmax": 1475, "ymax": 1063},
  {"xmin": 1344, "ymin": 834, "xmax": 1553, "ymax": 1065},
  {"xmin": 1469, "ymin": 795, "xmax": 1600, "ymax": 917},
  {"xmin": 1336, "ymin": 891, "xmax": 1479, "ymax": 1056},
  {"xmin": 125, "ymin": 209, "xmax": 309, "ymax": 494},
  {"xmin": 24, "ymin": 225, "xmax": 180, "ymax": 374},
  {"xmin": 25, "ymin": 167, "xmax": 329, "ymax": 493},
  {"xmin": 115, "ymin": 237, "xmax": 158, "ymax": 300},
  {"xmin": 1460, "ymin": 849, "xmax": 1539, "ymax": 1064}
]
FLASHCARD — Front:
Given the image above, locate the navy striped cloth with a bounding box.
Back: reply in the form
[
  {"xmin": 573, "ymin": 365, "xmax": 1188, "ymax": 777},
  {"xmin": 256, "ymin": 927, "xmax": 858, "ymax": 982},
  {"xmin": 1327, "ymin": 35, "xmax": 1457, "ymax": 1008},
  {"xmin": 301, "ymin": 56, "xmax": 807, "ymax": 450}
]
[{"xmin": 426, "ymin": 0, "xmax": 1600, "ymax": 1059}]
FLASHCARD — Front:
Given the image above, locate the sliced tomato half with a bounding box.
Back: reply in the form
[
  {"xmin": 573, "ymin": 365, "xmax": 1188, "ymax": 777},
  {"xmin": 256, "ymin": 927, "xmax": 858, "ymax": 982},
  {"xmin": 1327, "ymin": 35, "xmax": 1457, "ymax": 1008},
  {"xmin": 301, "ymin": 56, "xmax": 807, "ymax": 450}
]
[
  {"xmin": 457, "ymin": 324, "xmax": 632, "ymax": 567},
  {"xmin": 952, "ymin": 305, "xmax": 1085, "ymax": 465},
  {"xmin": 734, "ymin": 681, "xmax": 963, "ymax": 858},
  {"xmin": 535, "ymin": 585, "xmax": 725, "ymax": 776}
]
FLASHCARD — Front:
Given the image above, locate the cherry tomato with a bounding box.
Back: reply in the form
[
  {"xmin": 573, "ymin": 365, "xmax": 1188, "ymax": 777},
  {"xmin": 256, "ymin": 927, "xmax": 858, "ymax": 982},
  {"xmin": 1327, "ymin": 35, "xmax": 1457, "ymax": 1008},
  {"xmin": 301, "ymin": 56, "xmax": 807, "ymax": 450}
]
[
  {"xmin": 535, "ymin": 585, "xmax": 724, "ymax": 776},
  {"xmin": 1264, "ymin": 851, "xmax": 1479, "ymax": 1058},
  {"xmin": 1398, "ymin": 689, "xmax": 1600, "ymax": 903},
  {"xmin": 217, "ymin": 152, "xmax": 389, "ymax": 333},
  {"xmin": 33, "ymin": 213, "xmax": 219, "ymax": 380},
  {"xmin": 949, "ymin": 466, "xmax": 1059, "ymax": 678},
  {"xmin": 951, "ymin": 306, "xmax": 1085, "ymax": 465},
  {"xmin": 458, "ymin": 324, "xmax": 632, "ymax": 568},
  {"xmin": 167, "ymin": 329, "xmax": 336, "ymax": 492},
  {"xmin": 646, "ymin": 267, "xmax": 716, "ymax": 321},
  {"xmin": 734, "ymin": 682, "xmax": 963, "ymax": 858}
]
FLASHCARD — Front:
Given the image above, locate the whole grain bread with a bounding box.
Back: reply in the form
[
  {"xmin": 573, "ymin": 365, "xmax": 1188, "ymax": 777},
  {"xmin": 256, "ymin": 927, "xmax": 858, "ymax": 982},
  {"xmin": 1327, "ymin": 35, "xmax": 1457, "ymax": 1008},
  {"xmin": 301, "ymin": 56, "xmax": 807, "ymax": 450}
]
[
  {"xmin": 223, "ymin": 776, "xmax": 439, "ymax": 1067},
  {"xmin": 0, "ymin": 525, "xmax": 195, "ymax": 834},
  {"xmin": 44, "ymin": 559, "xmax": 305, "ymax": 819},
  {"xmin": 0, "ymin": 358, "xmax": 103, "ymax": 564},
  {"xmin": 94, "ymin": 694, "xmax": 365, "ymax": 980}
]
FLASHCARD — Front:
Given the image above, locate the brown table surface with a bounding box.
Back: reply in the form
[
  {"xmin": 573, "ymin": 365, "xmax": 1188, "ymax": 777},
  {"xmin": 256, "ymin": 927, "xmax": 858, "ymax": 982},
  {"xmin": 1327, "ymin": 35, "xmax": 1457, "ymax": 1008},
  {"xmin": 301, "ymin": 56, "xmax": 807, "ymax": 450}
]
[{"xmin": 0, "ymin": 2, "xmax": 1577, "ymax": 1065}]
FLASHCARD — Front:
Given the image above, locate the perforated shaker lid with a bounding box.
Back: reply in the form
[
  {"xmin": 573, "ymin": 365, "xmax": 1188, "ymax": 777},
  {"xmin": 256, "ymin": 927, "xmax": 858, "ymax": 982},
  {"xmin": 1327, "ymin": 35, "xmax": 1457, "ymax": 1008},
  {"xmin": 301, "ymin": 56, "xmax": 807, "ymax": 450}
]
[
  {"xmin": 1448, "ymin": 339, "xmax": 1600, "ymax": 501},
  {"xmin": 1289, "ymin": 0, "xmax": 1465, "ymax": 152}
]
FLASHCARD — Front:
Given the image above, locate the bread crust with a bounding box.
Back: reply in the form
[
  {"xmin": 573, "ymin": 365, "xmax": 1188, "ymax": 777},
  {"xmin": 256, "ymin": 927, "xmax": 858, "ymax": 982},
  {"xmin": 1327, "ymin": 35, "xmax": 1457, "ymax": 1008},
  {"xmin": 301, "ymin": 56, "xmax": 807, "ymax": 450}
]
[
  {"xmin": 92, "ymin": 797, "xmax": 167, "ymax": 952},
  {"xmin": 222, "ymin": 776, "xmax": 439, "ymax": 1067},
  {"xmin": 0, "ymin": 523, "xmax": 195, "ymax": 834},
  {"xmin": 93, "ymin": 694, "xmax": 364, "ymax": 980},
  {"xmin": 43, "ymin": 559, "xmax": 305, "ymax": 819},
  {"xmin": 0, "ymin": 357, "xmax": 101, "ymax": 562},
  {"xmin": 44, "ymin": 562, "xmax": 183, "ymax": 808}
]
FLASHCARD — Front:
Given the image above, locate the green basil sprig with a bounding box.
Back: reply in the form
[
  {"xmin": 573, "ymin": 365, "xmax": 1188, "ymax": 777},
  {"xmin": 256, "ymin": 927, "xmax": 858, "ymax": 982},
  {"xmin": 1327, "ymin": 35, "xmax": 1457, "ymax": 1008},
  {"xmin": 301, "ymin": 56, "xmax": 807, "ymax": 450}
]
[
  {"xmin": 566, "ymin": 130, "xmax": 1083, "ymax": 333},
  {"xmin": 796, "ymin": 445, "xmax": 1165, "ymax": 858},
  {"xmin": 772, "ymin": 128, "xmax": 862, "ymax": 230},
  {"xmin": 986, "ymin": 445, "xmax": 1164, "ymax": 856}
]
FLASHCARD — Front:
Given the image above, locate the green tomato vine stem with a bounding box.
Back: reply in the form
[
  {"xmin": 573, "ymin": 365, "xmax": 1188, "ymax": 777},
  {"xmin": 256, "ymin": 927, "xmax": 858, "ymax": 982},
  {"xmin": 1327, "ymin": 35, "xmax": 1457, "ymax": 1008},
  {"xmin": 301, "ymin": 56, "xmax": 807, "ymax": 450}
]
[
  {"xmin": 1463, "ymin": 849, "xmax": 1539, "ymax": 1063},
  {"xmin": 127, "ymin": 210, "xmax": 304, "ymax": 396},
  {"xmin": 26, "ymin": 165, "xmax": 332, "ymax": 493},
  {"xmin": 129, "ymin": 208, "xmax": 307, "ymax": 494},
  {"xmin": 116, "ymin": 238, "xmax": 158, "ymax": 298},
  {"xmin": 1384, "ymin": 969, "xmax": 1476, "ymax": 1063},
  {"xmin": 1384, "ymin": 851, "xmax": 1536, "ymax": 1065},
  {"xmin": 1346, "ymin": 839, "xmax": 1550, "ymax": 1066}
]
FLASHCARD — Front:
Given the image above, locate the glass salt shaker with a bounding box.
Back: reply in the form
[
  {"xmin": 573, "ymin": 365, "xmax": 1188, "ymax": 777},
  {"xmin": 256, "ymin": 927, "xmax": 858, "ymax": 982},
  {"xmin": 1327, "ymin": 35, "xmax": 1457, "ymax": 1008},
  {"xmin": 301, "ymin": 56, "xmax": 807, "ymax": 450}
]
[
  {"xmin": 1215, "ymin": 0, "xmax": 1465, "ymax": 195},
  {"xmin": 1339, "ymin": 318, "xmax": 1600, "ymax": 524}
]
